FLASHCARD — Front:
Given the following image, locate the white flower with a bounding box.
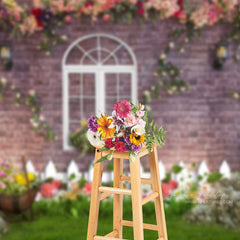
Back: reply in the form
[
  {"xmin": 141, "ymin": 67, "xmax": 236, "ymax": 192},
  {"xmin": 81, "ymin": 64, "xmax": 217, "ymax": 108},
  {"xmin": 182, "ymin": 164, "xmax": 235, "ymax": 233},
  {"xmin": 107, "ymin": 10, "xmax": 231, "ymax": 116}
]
[
  {"xmin": 143, "ymin": 90, "xmax": 150, "ymax": 96},
  {"xmin": 0, "ymin": 77, "xmax": 7, "ymax": 85},
  {"xmin": 160, "ymin": 53, "xmax": 166, "ymax": 59},
  {"xmin": 61, "ymin": 35, "xmax": 68, "ymax": 41},
  {"xmin": 131, "ymin": 125, "xmax": 145, "ymax": 135},
  {"xmin": 39, "ymin": 115, "xmax": 45, "ymax": 121},
  {"xmin": 169, "ymin": 42, "xmax": 175, "ymax": 49},
  {"xmin": 87, "ymin": 129, "xmax": 103, "ymax": 146},
  {"xmin": 16, "ymin": 93, "xmax": 21, "ymax": 98},
  {"xmin": 29, "ymin": 90, "xmax": 35, "ymax": 96}
]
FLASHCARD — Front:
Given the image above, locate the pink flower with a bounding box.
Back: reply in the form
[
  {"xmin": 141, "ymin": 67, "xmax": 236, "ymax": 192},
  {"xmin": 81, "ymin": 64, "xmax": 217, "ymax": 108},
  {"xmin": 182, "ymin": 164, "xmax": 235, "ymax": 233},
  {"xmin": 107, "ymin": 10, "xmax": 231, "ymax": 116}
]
[
  {"xmin": 169, "ymin": 180, "xmax": 178, "ymax": 190},
  {"xmin": 136, "ymin": 110, "xmax": 145, "ymax": 117},
  {"xmin": 52, "ymin": 180, "xmax": 61, "ymax": 190},
  {"xmin": 82, "ymin": 183, "xmax": 92, "ymax": 195},
  {"xmin": 161, "ymin": 183, "xmax": 171, "ymax": 198},
  {"xmin": 40, "ymin": 183, "xmax": 55, "ymax": 198},
  {"xmin": 103, "ymin": 14, "xmax": 110, "ymax": 21},
  {"xmin": 137, "ymin": 118, "xmax": 146, "ymax": 127},
  {"xmin": 0, "ymin": 182, "xmax": 6, "ymax": 190},
  {"xmin": 4, "ymin": 163, "xmax": 10, "ymax": 169},
  {"xmin": 113, "ymin": 100, "xmax": 132, "ymax": 119},
  {"xmin": 65, "ymin": 15, "xmax": 71, "ymax": 23},
  {"xmin": 0, "ymin": 170, "xmax": 6, "ymax": 178},
  {"xmin": 125, "ymin": 113, "xmax": 137, "ymax": 127}
]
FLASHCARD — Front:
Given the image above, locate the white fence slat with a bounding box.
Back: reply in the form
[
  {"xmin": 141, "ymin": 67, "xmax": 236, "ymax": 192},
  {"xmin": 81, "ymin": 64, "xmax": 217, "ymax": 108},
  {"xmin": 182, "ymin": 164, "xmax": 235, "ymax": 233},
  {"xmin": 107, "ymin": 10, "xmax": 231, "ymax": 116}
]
[
  {"xmin": 219, "ymin": 160, "xmax": 231, "ymax": 178},
  {"xmin": 44, "ymin": 160, "xmax": 57, "ymax": 180},
  {"xmin": 140, "ymin": 163, "xmax": 151, "ymax": 179},
  {"xmin": 197, "ymin": 160, "xmax": 209, "ymax": 184},
  {"xmin": 26, "ymin": 160, "xmax": 36, "ymax": 174},
  {"xmin": 67, "ymin": 160, "xmax": 81, "ymax": 181}
]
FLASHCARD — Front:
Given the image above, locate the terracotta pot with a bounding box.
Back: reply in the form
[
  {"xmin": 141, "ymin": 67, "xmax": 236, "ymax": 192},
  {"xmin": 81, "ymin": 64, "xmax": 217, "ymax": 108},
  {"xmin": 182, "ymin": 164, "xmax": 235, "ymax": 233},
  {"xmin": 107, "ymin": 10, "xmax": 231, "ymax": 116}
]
[{"xmin": 0, "ymin": 188, "xmax": 38, "ymax": 213}]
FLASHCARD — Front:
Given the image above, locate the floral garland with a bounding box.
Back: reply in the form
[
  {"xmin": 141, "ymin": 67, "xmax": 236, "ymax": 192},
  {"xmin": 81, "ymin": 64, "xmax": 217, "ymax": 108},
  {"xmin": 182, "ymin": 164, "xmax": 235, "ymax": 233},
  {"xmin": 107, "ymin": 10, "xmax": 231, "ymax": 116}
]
[
  {"xmin": 143, "ymin": 0, "xmax": 240, "ymax": 107},
  {"xmin": 0, "ymin": 77, "xmax": 57, "ymax": 142},
  {"xmin": 0, "ymin": 0, "xmax": 240, "ymax": 105}
]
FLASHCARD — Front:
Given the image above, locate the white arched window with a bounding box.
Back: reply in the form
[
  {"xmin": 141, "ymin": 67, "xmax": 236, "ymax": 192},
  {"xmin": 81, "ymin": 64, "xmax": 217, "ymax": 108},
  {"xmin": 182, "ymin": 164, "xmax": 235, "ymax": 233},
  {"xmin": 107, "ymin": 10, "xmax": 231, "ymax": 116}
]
[{"xmin": 62, "ymin": 33, "xmax": 138, "ymax": 150}]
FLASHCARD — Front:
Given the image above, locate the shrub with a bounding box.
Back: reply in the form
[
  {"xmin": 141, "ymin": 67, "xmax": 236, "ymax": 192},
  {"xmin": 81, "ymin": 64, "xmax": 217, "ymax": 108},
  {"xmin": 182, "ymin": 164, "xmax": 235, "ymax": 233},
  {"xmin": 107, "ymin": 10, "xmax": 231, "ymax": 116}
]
[{"xmin": 185, "ymin": 173, "xmax": 240, "ymax": 228}]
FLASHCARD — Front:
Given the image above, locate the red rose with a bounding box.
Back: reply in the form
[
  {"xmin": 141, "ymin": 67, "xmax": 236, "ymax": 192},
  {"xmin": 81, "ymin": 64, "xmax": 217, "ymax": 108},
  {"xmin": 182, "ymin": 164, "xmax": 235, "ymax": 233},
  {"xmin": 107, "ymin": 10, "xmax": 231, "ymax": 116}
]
[
  {"xmin": 31, "ymin": 8, "xmax": 43, "ymax": 27},
  {"xmin": 174, "ymin": 0, "xmax": 184, "ymax": 18},
  {"xmin": 115, "ymin": 141, "xmax": 125, "ymax": 152},
  {"xmin": 161, "ymin": 183, "xmax": 171, "ymax": 198},
  {"xmin": 169, "ymin": 180, "xmax": 178, "ymax": 190},
  {"xmin": 105, "ymin": 138, "xmax": 115, "ymax": 148},
  {"xmin": 52, "ymin": 179, "xmax": 61, "ymax": 190}
]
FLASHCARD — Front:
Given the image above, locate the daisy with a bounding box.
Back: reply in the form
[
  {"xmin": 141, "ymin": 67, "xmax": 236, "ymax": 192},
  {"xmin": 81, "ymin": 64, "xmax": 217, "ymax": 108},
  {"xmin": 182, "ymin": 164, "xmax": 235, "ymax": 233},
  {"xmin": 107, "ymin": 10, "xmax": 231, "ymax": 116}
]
[
  {"xmin": 97, "ymin": 115, "xmax": 115, "ymax": 139},
  {"xmin": 87, "ymin": 129, "xmax": 103, "ymax": 146}
]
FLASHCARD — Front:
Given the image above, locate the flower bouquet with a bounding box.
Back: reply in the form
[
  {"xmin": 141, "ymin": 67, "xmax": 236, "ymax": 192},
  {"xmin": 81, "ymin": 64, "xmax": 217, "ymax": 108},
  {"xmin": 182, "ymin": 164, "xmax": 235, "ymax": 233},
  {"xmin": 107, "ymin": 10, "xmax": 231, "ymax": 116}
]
[
  {"xmin": 0, "ymin": 161, "xmax": 40, "ymax": 213},
  {"xmin": 87, "ymin": 100, "xmax": 166, "ymax": 163}
]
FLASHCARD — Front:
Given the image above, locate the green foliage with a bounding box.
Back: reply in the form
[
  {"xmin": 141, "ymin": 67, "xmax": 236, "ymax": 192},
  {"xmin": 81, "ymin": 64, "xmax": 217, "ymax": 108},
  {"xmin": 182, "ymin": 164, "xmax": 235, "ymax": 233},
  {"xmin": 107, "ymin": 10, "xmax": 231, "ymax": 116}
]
[
  {"xmin": 172, "ymin": 165, "xmax": 183, "ymax": 174},
  {"xmin": 207, "ymin": 172, "xmax": 223, "ymax": 183},
  {"xmin": 70, "ymin": 121, "xmax": 95, "ymax": 155},
  {"xmin": 77, "ymin": 177, "xmax": 87, "ymax": 189},
  {"xmin": 144, "ymin": 111, "xmax": 167, "ymax": 154}
]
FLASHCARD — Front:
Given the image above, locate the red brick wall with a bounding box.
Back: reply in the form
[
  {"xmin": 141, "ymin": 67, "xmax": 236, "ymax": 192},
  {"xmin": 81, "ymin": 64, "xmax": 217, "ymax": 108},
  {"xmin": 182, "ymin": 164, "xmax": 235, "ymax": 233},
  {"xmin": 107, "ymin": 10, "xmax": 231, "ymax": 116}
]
[{"xmin": 0, "ymin": 16, "xmax": 240, "ymax": 173}]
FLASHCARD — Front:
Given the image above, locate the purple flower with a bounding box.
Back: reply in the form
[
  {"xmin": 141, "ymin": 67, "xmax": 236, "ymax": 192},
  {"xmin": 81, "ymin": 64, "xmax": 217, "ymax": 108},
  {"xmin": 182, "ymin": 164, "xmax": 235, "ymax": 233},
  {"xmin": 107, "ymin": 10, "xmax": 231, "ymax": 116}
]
[
  {"xmin": 0, "ymin": 170, "xmax": 6, "ymax": 178},
  {"xmin": 88, "ymin": 116, "xmax": 98, "ymax": 132},
  {"xmin": 132, "ymin": 144, "xmax": 141, "ymax": 153},
  {"xmin": 124, "ymin": 145, "xmax": 130, "ymax": 152},
  {"xmin": 125, "ymin": 135, "xmax": 131, "ymax": 146}
]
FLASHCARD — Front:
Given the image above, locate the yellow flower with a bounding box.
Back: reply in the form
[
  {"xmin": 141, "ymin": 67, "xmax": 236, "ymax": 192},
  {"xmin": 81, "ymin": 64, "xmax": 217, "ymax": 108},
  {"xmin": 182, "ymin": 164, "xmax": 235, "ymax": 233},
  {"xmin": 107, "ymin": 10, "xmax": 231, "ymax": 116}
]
[
  {"xmin": 129, "ymin": 133, "xmax": 146, "ymax": 145},
  {"xmin": 15, "ymin": 172, "xmax": 35, "ymax": 186},
  {"xmin": 15, "ymin": 174, "xmax": 27, "ymax": 186},
  {"xmin": 27, "ymin": 172, "xmax": 35, "ymax": 182},
  {"xmin": 97, "ymin": 115, "xmax": 115, "ymax": 139},
  {"xmin": 81, "ymin": 120, "xmax": 88, "ymax": 127}
]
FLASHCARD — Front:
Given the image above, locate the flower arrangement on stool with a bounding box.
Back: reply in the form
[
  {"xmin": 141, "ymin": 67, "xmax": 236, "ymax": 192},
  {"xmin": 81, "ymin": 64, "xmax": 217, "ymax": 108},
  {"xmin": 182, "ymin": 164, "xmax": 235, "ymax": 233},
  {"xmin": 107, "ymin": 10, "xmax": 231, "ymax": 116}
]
[{"xmin": 87, "ymin": 100, "xmax": 167, "ymax": 163}]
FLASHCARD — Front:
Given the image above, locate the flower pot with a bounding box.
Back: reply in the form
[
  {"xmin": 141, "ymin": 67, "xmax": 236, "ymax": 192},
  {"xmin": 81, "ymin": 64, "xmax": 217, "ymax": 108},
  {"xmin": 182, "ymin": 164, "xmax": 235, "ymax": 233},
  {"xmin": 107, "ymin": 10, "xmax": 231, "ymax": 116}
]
[{"xmin": 0, "ymin": 188, "xmax": 38, "ymax": 213}]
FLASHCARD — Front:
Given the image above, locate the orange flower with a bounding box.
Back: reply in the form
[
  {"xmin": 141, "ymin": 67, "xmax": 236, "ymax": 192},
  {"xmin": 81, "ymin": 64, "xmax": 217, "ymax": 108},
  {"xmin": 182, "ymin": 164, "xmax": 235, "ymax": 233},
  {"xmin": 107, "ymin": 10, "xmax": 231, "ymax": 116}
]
[{"xmin": 97, "ymin": 115, "xmax": 115, "ymax": 139}]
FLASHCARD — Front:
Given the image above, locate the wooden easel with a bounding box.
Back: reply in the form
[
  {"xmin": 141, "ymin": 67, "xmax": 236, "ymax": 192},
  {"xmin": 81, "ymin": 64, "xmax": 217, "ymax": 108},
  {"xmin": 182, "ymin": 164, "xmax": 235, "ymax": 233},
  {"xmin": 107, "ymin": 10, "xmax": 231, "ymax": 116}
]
[{"xmin": 87, "ymin": 145, "xmax": 168, "ymax": 240}]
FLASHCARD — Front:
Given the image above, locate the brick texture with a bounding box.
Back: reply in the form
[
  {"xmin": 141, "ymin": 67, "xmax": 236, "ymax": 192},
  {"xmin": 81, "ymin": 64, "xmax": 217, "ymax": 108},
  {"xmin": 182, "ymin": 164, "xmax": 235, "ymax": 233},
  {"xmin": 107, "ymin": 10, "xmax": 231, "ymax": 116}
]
[{"xmin": 0, "ymin": 2, "xmax": 240, "ymax": 173}]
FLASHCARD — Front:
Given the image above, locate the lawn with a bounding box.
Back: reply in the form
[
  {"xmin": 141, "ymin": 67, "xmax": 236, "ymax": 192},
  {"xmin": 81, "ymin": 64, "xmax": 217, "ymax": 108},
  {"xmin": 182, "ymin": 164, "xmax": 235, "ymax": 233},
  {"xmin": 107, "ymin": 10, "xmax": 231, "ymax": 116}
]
[{"xmin": 2, "ymin": 197, "xmax": 240, "ymax": 240}]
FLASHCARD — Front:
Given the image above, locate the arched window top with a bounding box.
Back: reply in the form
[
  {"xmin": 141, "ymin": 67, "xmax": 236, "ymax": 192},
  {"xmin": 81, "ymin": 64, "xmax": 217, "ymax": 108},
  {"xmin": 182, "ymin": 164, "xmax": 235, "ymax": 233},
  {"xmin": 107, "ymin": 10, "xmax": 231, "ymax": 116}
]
[{"xmin": 62, "ymin": 33, "xmax": 137, "ymax": 67}]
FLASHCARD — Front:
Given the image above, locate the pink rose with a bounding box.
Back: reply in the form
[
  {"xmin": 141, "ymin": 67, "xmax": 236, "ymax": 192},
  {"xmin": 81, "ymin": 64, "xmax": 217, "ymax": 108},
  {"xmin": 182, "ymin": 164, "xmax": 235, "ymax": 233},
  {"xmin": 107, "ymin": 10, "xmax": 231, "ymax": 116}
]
[
  {"xmin": 40, "ymin": 183, "xmax": 55, "ymax": 198},
  {"xmin": 65, "ymin": 16, "xmax": 71, "ymax": 23},
  {"xmin": 0, "ymin": 182, "xmax": 6, "ymax": 190},
  {"xmin": 0, "ymin": 170, "xmax": 6, "ymax": 178},
  {"xmin": 4, "ymin": 163, "xmax": 10, "ymax": 169},
  {"xmin": 103, "ymin": 14, "xmax": 110, "ymax": 22},
  {"xmin": 125, "ymin": 113, "xmax": 137, "ymax": 127},
  {"xmin": 137, "ymin": 118, "xmax": 146, "ymax": 127},
  {"xmin": 136, "ymin": 110, "xmax": 145, "ymax": 117}
]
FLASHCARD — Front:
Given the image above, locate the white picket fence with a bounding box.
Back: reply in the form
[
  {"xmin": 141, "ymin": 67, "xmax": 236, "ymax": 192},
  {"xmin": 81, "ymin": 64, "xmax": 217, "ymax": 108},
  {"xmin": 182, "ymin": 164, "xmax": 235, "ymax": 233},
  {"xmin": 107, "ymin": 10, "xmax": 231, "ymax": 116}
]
[{"xmin": 25, "ymin": 158, "xmax": 232, "ymax": 185}]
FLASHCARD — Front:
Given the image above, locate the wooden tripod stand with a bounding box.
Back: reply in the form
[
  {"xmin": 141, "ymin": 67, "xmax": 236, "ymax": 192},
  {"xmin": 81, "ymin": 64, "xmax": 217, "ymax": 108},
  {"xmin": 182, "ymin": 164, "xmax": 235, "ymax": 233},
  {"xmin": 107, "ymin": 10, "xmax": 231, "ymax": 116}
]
[{"xmin": 87, "ymin": 145, "xmax": 168, "ymax": 240}]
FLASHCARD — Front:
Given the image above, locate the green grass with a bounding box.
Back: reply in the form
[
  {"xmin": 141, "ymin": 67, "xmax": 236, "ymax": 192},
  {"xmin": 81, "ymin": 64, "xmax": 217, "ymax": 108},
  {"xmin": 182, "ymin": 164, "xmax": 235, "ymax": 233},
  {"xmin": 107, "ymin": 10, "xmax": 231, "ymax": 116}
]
[{"xmin": 1, "ymin": 198, "xmax": 240, "ymax": 240}]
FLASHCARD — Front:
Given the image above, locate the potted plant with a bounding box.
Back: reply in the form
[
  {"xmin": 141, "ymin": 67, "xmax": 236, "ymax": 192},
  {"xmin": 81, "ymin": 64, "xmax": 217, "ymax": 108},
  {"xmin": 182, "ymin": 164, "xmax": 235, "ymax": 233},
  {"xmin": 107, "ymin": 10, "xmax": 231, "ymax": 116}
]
[{"xmin": 0, "ymin": 161, "xmax": 40, "ymax": 213}]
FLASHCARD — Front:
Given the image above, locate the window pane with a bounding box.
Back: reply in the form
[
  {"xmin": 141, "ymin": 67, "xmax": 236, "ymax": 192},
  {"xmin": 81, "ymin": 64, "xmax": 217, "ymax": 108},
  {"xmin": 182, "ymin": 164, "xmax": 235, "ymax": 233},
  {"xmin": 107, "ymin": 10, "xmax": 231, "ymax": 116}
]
[
  {"xmin": 69, "ymin": 73, "xmax": 81, "ymax": 96},
  {"xmin": 83, "ymin": 74, "xmax": 95, "ymax": 96},
  {"xmin": 82, "ymin": 98, "xmax": 95, "ymax": 119},
  {"xmin": 69, "ymin": 99, "xmax": 80, "ymax": 121}
]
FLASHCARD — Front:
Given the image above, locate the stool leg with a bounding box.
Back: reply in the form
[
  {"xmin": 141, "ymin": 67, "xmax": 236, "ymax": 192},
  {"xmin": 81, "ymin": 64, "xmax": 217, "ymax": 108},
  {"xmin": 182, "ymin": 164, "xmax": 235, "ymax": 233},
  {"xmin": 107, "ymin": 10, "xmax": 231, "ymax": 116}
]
[
  {"xmin": 130, "ymin": 156, "xmax": 144, "ymax": 240},
  {"xmin": 113, "ymin": 158, "xmax": 123, "ymax": 238},
  {"xmin": 149, "ymin": 147, "xmax": 168, "ymax": 240},
  {"xmin": 87, "ymin": 150, "xmax": 104, "ymax": 240}
]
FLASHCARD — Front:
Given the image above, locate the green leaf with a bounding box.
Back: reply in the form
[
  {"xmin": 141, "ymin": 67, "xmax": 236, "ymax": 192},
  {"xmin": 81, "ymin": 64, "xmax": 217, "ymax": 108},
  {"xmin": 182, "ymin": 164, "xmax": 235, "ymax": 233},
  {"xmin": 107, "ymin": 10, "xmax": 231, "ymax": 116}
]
[{"xmin": 94, "ymin": 152, "xmax": 113, "ymax": 165}]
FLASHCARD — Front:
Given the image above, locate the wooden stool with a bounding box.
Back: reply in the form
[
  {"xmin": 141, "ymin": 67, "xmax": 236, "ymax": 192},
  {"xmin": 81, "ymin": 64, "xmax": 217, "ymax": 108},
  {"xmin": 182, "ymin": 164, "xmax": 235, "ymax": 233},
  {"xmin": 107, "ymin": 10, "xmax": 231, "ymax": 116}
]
[{"xmin": 87, "ymin": 145, "xmax": 168, "ymax": 240}]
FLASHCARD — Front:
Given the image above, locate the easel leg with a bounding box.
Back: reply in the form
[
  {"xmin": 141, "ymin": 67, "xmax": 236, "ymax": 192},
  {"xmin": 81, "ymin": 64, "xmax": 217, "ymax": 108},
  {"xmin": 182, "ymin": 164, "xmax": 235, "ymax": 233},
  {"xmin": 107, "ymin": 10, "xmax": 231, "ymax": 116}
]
[
  {"xmin": 113, "ymin": 158, "xmax": 123, "ymax": 238},
  {"xmin": 130, "ymin": 157, "xmax": 144, "ymax": 240},
  {"xmin": 87, "ymin": 150, "xmax": 104, "ymax": 240},
  {"xmin": 149, "ymin": 147, "xmax": 168, "ymax": 240}
]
